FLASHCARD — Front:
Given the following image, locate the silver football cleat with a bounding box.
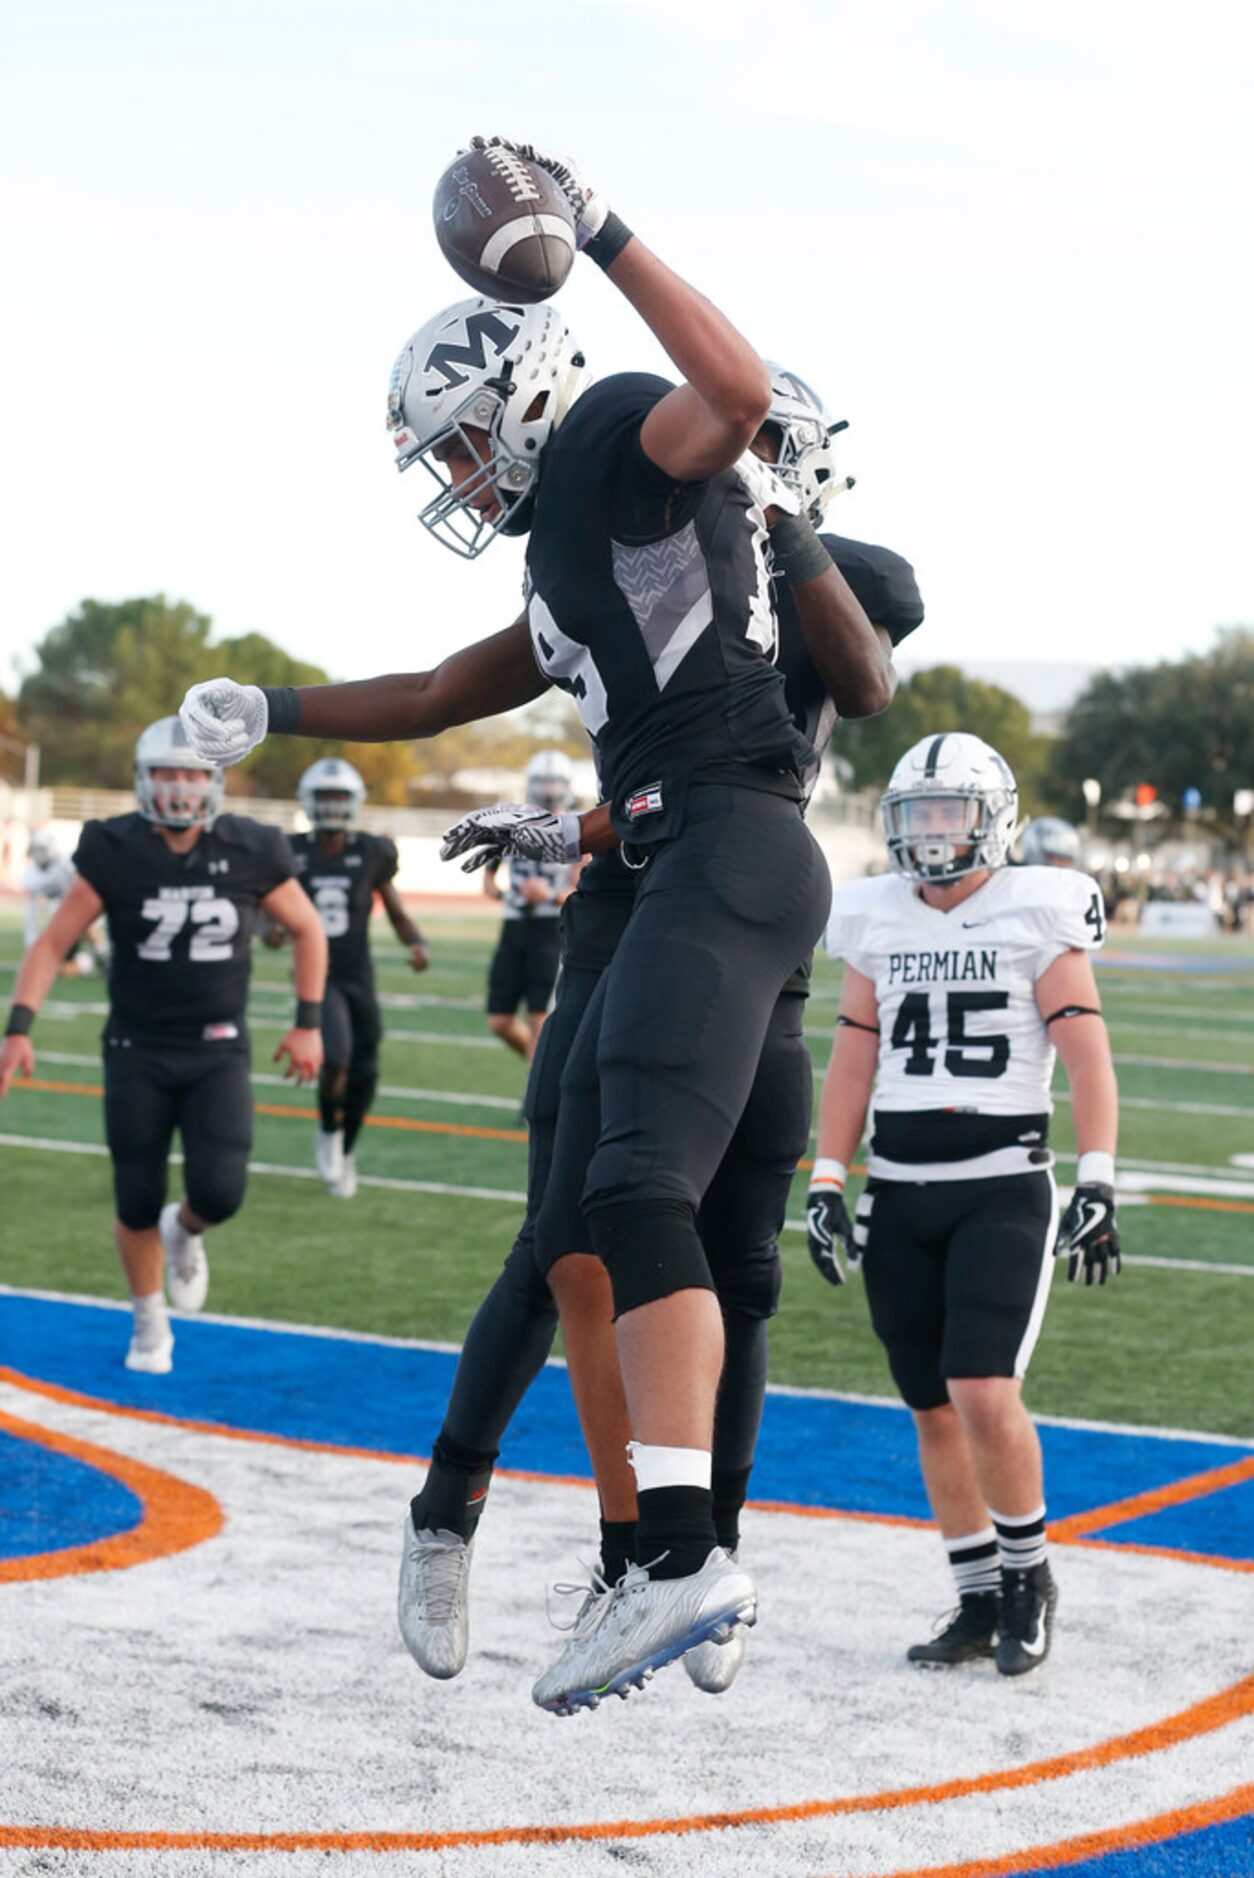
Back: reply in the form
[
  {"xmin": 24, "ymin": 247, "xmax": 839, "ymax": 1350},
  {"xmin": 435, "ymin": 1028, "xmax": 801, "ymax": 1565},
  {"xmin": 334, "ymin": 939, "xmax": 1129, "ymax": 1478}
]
[
  {"xmin": 397, "ymin": 1518, "xmax": 474, "ymax": 1679},
  {"xmin": 159, "ymin": 1203, "xmax": 208, "ymax": 1313}
]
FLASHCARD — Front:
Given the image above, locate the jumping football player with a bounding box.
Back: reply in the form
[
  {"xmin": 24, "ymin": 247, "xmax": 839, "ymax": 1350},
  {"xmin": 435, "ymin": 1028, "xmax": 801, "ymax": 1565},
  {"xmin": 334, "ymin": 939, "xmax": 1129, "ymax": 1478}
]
[
  {"xmin": 0, "ymin": 717, "xmax": 326, "ymax": 1373},
  {"xmin": 286, "ymin": 756, "xmax": 429, "ymax": 1199},
  {"xmin": 808, "ymin": 732, "xmax": 1120, "ymax": 1676},
  {"xmin": 482, "ymin": 749, "xmax": 580, "ymax": 1062},
  {"xmin": 181, "ymin": 317, "xmax": 919, "ymax": 1704}
]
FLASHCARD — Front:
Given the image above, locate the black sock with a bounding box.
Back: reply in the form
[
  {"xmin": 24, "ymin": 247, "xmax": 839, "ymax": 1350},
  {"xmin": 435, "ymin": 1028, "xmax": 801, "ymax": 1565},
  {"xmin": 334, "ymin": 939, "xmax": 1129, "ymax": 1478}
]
[
  {"xmin": 410, "ymin": 1433, "xmax": 497, "ymax": 1542},
  {"xmin": 318, "ymin": 1070, "xmax": 346, "ymax": 1133},
  {"xmin": 343, "ymin": 1072, "xmax": 377, "ymax": 1153},
  {"xmin": 634, "ymin": 1486, "xmax": 717, "ymax": 1580},
  {"xmin": 711, "ymin": 1465, "xmax": 752, "ymax": 1556},
  {"xmin": 599, "ymin": 1517, "xmax": 637, "ymax": 1586}
]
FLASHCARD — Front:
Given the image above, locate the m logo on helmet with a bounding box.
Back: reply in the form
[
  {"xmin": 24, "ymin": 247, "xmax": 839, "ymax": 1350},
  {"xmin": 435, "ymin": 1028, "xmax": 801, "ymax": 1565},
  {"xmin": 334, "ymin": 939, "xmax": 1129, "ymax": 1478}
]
[{"xmin": 425, "ymin": 312, "xmax": 522, "ymax": 391}]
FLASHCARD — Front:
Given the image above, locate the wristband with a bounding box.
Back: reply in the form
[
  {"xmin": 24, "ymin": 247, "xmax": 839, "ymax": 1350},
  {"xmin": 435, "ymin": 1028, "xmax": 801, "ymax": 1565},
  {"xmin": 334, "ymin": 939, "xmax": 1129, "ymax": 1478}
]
[
  {"xmin": 1076, "ymin": 1150, "xmax": 1115, "ymax": 1187},
  {"xmin": 583, "ymin": 210, "xmax": 634, "ymax": 270},
  {"xmin": 557, "ymin": 811, "xmax": 583, "ymax": 863},
  {"xmin": 262, "ymin": 685, "xmax": 301, "ymax": 735},
  {"xmin": 5, "ymin": 1002, "xmax": 35, "ymax": 1038},
  {"xmin": 811, "ymin": 1157, "xmax": 848, "ymax": 1190},
  {"xmin": 295, "ymin": 999, "xmax": 323, "ymax": 1030},
  {"xmin": 769, "ymin": 512, "xmax": 834, "ymax": 587}
]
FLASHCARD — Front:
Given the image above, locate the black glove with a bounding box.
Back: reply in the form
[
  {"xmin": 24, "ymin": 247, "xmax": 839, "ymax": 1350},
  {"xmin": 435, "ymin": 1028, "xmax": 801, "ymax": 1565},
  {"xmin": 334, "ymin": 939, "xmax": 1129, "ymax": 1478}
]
[
  {"xmin": 1055, "ymin": 1182, "xmax": 1121, "ymax": 1285},
  {"xmin": 807, "ymin": 1185, "xmax": 856, "ymax": 1286}
]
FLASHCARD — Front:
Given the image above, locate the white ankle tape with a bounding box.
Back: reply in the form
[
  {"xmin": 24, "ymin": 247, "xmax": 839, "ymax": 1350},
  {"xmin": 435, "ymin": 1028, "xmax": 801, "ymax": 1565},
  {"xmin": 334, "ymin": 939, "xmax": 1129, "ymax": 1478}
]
[{"xmin": 626, "ymin": 1442, "xmax": 712, "ymax": 1493}]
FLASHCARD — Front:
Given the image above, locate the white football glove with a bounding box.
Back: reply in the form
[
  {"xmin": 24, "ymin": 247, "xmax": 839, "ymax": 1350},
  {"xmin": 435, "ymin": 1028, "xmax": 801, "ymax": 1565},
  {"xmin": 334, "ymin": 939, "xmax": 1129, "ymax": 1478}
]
[
  {"xmin": 736, "ymin": 450, "xmax": 801, "ymax": 519},
  {"xmin": 440, "ymin": 803, "xmax": 582, "ymax": 873},
  {"xmin": 180, "ymin": 678, "xmax": 269, "ymax": 767},
  {"xmin": 470, "ymin": 136, "xmax": 610, "ymax": 249}
]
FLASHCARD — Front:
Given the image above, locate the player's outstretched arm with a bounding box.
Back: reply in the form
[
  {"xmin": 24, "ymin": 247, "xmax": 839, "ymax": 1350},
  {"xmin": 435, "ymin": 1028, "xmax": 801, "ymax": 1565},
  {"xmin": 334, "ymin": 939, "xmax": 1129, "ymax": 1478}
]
[
  {"xmin": 180, "ymin": 621, "xmax": 547, "ymax": 768},
  {"xmin": 262, "ymin": 879, "xmax": 328, "ymax": 1084},
  {"xmin": 483, "ymin": 139, "xmax": 769, "ymax": 480},
  {"xmin": 379, "ymin": 879, "xmax": 430, "ymax": 974},
  {"xmin": 1, "ymin": 876, "xmax": 105, "ymax": 1095},
  {"xmin": 774, "ymin": 521, "xmax": 897, "ymax": 718},
  {"xmin": 809, "ymin": 965, "xmax": 880, "ymax": 1285},
  {"xmin": 1037, "ymin": 950, "xmax": 1121, "ymax": 1284}
]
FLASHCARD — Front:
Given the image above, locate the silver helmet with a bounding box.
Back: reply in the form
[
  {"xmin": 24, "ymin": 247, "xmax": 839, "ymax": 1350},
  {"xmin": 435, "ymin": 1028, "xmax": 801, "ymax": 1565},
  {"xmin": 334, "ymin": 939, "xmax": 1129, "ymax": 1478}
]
[
  {"xmin": 387, "ymin": 297, "xmax": 586, "ymax": 559},
  {"xmin": 134, "ymin": 716, "xmax": 224, "ymax": 829},
  {"xmin": 1019, "ymin": 816, "xmax": 1082, "ymax": 868},
  {"xmin": 762, "ymin": 362, "xmax": 852, "ymax": 522},
  {"xmin": 882, "ymin": 732, "xmax": 1019, "ymax": 884},
  {"xmin": 297, "ymin": 757, "xmax": 366, "ymax": 831},
  {"xmin": 525, "ymin": 748, "xmax": 574, "ymax": 811}
]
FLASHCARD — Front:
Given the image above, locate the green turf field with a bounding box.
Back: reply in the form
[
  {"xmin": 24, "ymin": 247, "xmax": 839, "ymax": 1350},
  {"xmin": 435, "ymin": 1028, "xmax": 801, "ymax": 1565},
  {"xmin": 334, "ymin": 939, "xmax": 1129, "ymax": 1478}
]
[{"xmin": 1, "ymin": 904, "xmax": 1251, "ymax": 1438}]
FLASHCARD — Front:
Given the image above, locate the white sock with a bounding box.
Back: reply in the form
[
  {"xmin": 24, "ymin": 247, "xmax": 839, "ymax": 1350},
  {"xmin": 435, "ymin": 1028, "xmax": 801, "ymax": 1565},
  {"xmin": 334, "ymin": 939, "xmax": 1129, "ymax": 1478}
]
[{"xmin": 626, "ymin": 1442, "xmax": 712, "ymax": 1492}]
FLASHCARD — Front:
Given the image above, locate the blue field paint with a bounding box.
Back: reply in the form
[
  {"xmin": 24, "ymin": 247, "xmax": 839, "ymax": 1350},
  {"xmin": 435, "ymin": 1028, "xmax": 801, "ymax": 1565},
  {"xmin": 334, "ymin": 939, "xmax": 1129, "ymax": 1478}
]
[
  {"xmin": 0, "ymin": 1425, "xmax": 141, "ymax": 1559},
  {"xmin": 1101, "ymin": 1477, "xmax": 1254, "ymax": 1557},
  {"xmin": 1016, "ymin": 1810, "xmax": 1254, "ymax": 1875},
  {"xmin": 4, "ymin": 1294, "xmax": 1252, "ymax": 1563}
]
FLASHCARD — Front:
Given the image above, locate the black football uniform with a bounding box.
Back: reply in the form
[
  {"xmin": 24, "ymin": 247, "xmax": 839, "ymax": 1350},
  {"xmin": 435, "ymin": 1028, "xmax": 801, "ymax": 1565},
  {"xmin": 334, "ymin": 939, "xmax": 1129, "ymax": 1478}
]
[
  {"xmin": 484, "ymin": 854, "xmax": 568, "ymax": 1018},
  {"xmin": 523, "ymin": 373, "xmax": 831, "ymax": 1313},
  {"xmin": 291, "ymin": 831, "xmax": 398, "ymax": 1080},
  {"xmin": 72, "ymin": 812, "xmax": 294, "ymax": 1232}
]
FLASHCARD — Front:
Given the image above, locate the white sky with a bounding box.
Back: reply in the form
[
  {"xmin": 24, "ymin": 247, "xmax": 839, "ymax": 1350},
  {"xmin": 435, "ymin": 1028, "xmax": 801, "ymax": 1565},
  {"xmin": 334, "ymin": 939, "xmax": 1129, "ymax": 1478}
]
[{"xmin": 2, "ymin": 0, "xmax": 1252, "ymax": 696}]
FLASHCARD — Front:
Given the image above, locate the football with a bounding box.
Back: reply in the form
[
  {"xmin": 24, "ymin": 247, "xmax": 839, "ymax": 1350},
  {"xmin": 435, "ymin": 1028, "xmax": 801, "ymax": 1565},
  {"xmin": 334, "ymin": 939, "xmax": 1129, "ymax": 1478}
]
[{"xmin": 433, "ymin": 145, "xmax": 577, "ymax": 304}]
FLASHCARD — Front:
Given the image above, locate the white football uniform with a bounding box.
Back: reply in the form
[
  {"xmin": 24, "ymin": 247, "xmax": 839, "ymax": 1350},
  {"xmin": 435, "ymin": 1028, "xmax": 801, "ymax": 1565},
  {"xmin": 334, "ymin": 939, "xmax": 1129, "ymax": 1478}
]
[
  {"xmin": 23, "ymin": 854, "xmax": 74, "ymax": 944},
  {"xmin": 826, "ymin": 865, "xmax": 1106, "ymax": 1182}
]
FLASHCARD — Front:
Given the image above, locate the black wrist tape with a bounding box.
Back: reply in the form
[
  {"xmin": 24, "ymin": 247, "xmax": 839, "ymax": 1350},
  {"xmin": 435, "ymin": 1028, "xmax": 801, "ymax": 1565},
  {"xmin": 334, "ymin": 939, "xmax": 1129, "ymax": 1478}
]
[
  {"xmin": 5, "ymin": 1002, "xmax": 35, "ymax": 1037},
  {"xmin": 584, "ymin": 211, "xmax": 634, "ymax": 270},
  {"xmin": 769, "ymin": 511, "xmax": 833, "ymax": 586},
  {"xmin": 295, "ymin": 999, "xmax": 323, "ymax": 1029},
  {"xmin": 262, "ymin": 685, "xmax": 301, "ymax": 735}
]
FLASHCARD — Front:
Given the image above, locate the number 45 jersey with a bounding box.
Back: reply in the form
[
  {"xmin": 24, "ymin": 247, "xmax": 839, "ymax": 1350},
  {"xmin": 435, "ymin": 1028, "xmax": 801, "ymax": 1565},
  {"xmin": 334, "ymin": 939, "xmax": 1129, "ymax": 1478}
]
[
  {"xmin": 826, "ymin": 865, "xmax": 1107, "ymax": 1180},
  {"xmin": 73, "ymin": 812, "xmax": 295, "ymax": 1044}
]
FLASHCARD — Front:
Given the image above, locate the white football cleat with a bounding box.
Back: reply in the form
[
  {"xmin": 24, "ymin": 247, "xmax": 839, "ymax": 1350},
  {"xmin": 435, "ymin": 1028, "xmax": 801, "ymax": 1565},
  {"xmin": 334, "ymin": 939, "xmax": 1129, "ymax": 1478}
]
[
  {"xmin": 315, "ymin": 1128, "xmax": 345, "ymax": 1191},
  {"xmin": 159, "ymin": 1203, "xmax": 208, "ymax": 1312},
  {"xmin": 532, "ymin": 1547, "xmax": 756, "ymax": 1716},
  {"xmin": 684, "ymin": 1548, "xmax": 748, "ymax": 1693},
  {"xmin": 332, "ymin": 1154, "xmax": 358, "ymax": 1200},
  {"xmin": 124, "ymin": 1313, "xmax": 174, "ymax": 1375},
  {"xmin": 397, "ymin": 1519, "xmax": 474, "ymax": 1679}
]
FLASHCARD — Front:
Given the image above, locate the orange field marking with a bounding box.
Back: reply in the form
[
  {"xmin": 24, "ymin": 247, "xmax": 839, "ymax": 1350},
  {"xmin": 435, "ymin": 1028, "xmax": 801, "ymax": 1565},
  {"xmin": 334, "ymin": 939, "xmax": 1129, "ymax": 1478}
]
[
  {"xmin": 1148, "ymin": 1192, "xmax": 1254, "ymax": 1216},
  {"xmin": 862, "ymin": 1779, "xmax": 1254, "ymax": 1878},
  {"xmin": 1052, "ymin": 1451, "xmax": 1254, "ymax": 1542},
  {"xmin": 11, "ymin": 1077, "xmax": 528, "ymax": 1145},
  {"xmin": 0, "ymin": 1406, "xmax": 222, "ymax": 1584},
  {"xmin": 0, "ymin": 1677, "xmax": 1251, "ymax": 1855}
]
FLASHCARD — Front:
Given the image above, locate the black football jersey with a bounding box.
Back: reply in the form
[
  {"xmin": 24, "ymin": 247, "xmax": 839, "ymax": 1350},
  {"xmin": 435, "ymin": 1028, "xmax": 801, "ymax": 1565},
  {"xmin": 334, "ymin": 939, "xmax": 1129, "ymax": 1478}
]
[
  {"xmin": 776, "ymin": 532, "xmax": 926, "ymax": 803},
  {"xmin": 525, "ymin": 373, "xmax": 813, "ymax": 842},
  {"xmin": 73, "ymin": 812, "xmax": 294, "ymax": 1042},
  {"xmin": 290, "ymin": 831, "xmax": 399, "ymax": 984}
]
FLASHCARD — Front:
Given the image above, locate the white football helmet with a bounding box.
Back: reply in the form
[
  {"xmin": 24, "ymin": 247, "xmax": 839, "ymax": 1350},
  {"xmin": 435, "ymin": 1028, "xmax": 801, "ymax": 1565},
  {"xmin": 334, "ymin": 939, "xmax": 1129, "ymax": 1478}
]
[
  {"xmin": 27, "ymin": 829, "xmax": 60, "ymax": 867},
  {"xmin": 298, "ymin": 757, "xmax": 366, "ymax": 830},
  {"xmin": 525, "ymin": 748, "xmax": 574, "ymax": 811},
  {"xmin": 1019, "ymin": 816, "xmax": 1082, "ymax": 868},
  {"xmin": 762, "ymin": 362, "xmax": 851, "ymax": 522},
  {"xmin": 882, "ymin": 732, "xmax": 1019, "ymax": 884},
  {"xmin": 387, "ymin": 297, "xmax": 587, "ymax": 559},
  {"xmin": 134, "ymin": 716, "xmax": 224, "ymax": 829}
]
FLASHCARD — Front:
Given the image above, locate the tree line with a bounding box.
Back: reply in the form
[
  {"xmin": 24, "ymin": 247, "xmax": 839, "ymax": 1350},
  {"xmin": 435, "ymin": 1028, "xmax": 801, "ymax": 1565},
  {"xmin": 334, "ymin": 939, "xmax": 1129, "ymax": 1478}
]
[{"xmin": 3, "ymin": 597, "xmax": 1251, "ymax": 831}]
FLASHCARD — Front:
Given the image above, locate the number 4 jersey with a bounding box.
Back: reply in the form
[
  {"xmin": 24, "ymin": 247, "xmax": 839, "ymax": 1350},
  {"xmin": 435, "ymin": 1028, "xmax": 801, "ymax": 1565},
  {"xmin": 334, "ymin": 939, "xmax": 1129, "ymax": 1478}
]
[
  {"xmin": 826, "ymin": 865, "xmax": 1107, "ymax": 1180},
  {"xmin": 73, "ymin": 812, "xmax": 295, "ymax": 1044}
]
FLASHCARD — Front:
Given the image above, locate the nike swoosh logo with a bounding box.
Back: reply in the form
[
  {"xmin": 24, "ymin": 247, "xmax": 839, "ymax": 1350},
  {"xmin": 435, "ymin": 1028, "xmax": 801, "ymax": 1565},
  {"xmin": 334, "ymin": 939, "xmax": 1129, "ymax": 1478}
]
[
  {"xmin": 1019, "ymin": 1620, "xmax": 1047, "ymax": 1658},
  {"xmin": 961, "ymin": 919, "xmax": 993, "ymax": 928},
  {"xmin": 1078, "ymin": 1201, "xmax": 1108, "ymax": 1237}
]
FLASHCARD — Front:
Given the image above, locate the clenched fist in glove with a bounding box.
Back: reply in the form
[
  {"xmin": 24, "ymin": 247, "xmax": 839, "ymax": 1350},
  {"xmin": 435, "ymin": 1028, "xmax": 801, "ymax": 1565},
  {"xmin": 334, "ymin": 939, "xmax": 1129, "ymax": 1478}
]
[
  {"xmin": 440, "ymin": 802, "xmax": 583, "ymax": 873},
  {"xmin": 180, "ymin": 678, "xmax": 269, "ymax": 767},
  {"xmin": 807, "ymin": 1159, "xmax": 856, "ymax": 1287},
  {"xmin": 1055, "ymin": 1175, "xmax": 1121, "ymax": 1286}
]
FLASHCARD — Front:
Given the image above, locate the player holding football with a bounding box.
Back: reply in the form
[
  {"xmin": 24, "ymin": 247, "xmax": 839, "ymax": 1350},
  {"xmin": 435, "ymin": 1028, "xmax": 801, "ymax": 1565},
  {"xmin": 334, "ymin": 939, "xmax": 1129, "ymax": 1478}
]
[
  {"xmin": 286, "ymin": 757, "xmax": 429, "ymax": 1198},
  {"xmin": 482, "ymin": 750, "xmax": 580, "ymax": 1063},
  {"xmin": 808, "ymin": 732, "xmax": 1120, "ymax": 1675},
  {"xmin": 0, "ymin": 718, "xmax": 326, "ymax": 1373},
  {"xmin": 182, "ymin": 350, "xmax": 923, "ymax": 1705}
]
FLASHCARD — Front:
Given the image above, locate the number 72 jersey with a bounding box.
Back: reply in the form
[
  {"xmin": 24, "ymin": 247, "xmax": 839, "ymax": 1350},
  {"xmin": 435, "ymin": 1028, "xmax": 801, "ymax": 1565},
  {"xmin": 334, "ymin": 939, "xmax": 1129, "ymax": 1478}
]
[
  {"xmin": 73, "ymin": 811, "xmax": 296, "ymax": 1044},
  {"xmin": 825, "ymin": 865, "xmax": 1107, "ymax": 1120}
]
